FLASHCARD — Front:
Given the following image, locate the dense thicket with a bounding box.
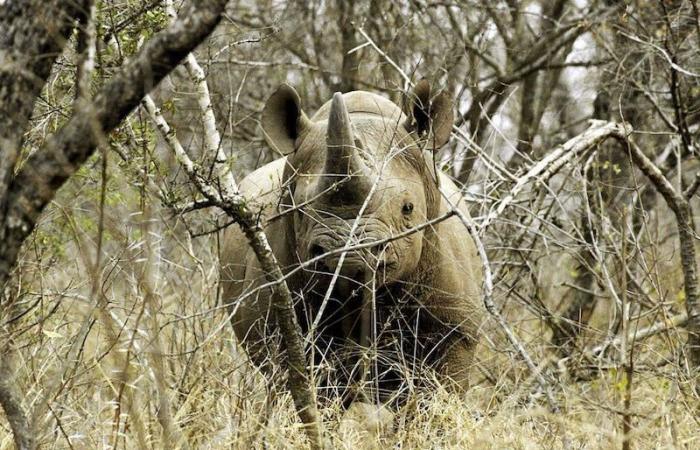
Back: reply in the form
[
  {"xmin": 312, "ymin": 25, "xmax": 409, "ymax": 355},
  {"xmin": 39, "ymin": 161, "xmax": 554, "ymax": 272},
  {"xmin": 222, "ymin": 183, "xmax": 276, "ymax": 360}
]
[{"xmin": 1, "ymin": 1, "xmax": 699, "ymax": 448}]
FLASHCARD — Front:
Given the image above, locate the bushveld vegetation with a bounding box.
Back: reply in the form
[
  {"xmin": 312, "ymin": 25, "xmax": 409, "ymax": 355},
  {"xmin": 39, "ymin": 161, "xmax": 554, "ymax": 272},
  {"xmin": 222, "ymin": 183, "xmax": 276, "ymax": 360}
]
[{"xmin": 1, "ymin": 1, "xmax": 700, "ymax": 449}]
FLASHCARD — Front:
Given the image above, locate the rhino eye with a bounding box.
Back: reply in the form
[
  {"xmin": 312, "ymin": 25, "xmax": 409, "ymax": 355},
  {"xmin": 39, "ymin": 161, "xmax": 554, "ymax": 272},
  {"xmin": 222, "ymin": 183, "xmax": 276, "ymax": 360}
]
[{"xmin": 402, "ymin": 202, "xmax": 414, "ymax": 215}]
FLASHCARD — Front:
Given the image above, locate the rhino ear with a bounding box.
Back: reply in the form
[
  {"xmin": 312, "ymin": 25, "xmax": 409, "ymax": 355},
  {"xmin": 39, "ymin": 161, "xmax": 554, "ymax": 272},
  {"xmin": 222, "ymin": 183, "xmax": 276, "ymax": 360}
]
[
  {"xmin": 261, "ymin": 84, "xmax": 312, "ymax": 155},
  {"xmin": 403, "ymin": 79, "xmax": 454, "ymax": 150}
]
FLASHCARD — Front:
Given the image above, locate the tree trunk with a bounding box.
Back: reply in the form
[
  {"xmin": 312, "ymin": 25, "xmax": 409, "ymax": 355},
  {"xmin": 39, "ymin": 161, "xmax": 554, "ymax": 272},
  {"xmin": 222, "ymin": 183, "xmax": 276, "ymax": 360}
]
[
  {"xmin": 334, "ymin": 0, "xmax": 359, "ymax": 93},
  {"xmin": 0, "ymin": 2, "xmax": 229, "ymax": 448},
  {"xmin": 0, "ymin": 0, "xmax": 89, "ymax": 230}
]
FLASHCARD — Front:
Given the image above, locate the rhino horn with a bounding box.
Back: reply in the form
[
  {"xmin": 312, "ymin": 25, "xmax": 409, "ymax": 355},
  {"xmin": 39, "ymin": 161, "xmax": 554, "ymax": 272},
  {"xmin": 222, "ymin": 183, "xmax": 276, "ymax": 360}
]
[{"xmin": 324, "ymin": 93, "xmax": 370, "ymax": 194}]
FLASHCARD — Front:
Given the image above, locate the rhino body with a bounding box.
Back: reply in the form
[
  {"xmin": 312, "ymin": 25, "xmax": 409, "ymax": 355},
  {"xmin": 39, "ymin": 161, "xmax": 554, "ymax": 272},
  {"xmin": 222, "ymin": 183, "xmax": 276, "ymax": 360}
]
[{"xmin": 220, "ymin": 83, "xmax": 483, "ymax": 403}]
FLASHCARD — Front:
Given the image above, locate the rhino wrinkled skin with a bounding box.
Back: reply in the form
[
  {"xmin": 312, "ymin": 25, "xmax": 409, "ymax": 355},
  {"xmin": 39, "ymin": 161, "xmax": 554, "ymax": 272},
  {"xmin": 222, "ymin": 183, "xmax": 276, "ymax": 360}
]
[{"xmin": 220, "ymin": 81, "xmax": 483, "ymax": 403}]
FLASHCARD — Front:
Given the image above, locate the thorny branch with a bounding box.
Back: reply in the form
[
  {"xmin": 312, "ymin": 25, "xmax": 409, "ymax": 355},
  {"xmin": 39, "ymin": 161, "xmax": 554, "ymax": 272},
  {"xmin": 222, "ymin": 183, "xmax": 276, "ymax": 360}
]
[
  {"xmin": 356, "ymin": 26, "xmax": 615, "ymax": 411},
  {"xmin": 142, "ymin": 21, "xmax": 323, "ymax": 439},
  {"xmin": 0, "ymin": 1, "xmax": 229, "ymax": 448},
  {"xmin": 611, "ymin": 133, "xmax": 700, "ymax": 374}
]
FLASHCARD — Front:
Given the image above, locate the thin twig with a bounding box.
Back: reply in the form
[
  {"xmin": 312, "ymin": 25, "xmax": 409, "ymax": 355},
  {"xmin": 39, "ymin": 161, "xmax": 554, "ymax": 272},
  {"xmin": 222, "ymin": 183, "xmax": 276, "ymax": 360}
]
[
  {"xmin": 142, "ymin": 93, "xmax": 323, "ymax": 448},
  {"xmin": 588, "ymin": 313, "xmax": 688, "ymax": 357},
  {"xmin": 439, "ymin": 188, "xmax": 561, "ymax": 413}
]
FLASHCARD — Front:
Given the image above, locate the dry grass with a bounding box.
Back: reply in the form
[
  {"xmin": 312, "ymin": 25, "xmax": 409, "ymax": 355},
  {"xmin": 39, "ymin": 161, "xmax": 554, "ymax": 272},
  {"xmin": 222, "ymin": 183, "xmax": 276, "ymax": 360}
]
[
  {"xmin": 2, "ymin": 2, "xmax": 699, "ymax": 448},
  {"xmin": 1, "ymin": 156, "xmax": 699, "ymax": 450}
]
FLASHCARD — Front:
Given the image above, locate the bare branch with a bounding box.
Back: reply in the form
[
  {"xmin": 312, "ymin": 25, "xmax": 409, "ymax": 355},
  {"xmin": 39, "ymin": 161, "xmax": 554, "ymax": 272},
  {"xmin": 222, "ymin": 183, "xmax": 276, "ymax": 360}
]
[
  {"xmin": 588, "ymin": 313, "xmax": 689, "ymax": 358},
  {"xmin": 480, "ymin": 121, "xmax": 627, "ymax": 230},
  {"xmin": 0, "ymin": 349, "xmax": 32, "ymax": 450},
  {"xmin": 142, "ymin": 87, "xmax": 323, "ymax": 446},
  {"xmin": 685, "ymin": 172, "xmax": 700, "ymax": 200},
  {"xmin": 612, "ymin": 132, "xmax": 700, "ymax": 372},
  {"xmin": 1, "ymin": 0, "xmax": 229, "ymax": 285},
  {"xmin": 440, "ymin": 187, "xmax": 561, "ymax": 413}
]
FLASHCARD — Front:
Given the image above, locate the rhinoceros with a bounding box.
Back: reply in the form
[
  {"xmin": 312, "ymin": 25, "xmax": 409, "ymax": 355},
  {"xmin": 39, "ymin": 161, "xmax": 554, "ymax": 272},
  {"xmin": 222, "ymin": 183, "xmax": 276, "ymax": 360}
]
[{"xmin": 220, "ymin": 81, "xmax": 483, "ymax": 404}]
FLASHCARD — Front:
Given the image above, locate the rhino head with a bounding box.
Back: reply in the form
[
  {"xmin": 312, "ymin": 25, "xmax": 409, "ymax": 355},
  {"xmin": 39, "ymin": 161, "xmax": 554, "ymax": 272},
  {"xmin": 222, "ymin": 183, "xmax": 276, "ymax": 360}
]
[{"xmin": 261, "ymin": 81, "xmax": 454, "ymax": 293}]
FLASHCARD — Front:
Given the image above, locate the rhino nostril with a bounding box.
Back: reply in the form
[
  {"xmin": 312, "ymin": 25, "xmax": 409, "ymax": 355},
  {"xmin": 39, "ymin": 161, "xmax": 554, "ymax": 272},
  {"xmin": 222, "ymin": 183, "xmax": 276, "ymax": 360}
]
[
  {"xmin": 369, "ymin": 243, "xmax": 387, "ymax": 256},
  {"xmin": 309, "ymin": 243, "xmax": 327, "ymax": 259},
  {"xmin": 354, "ymin": 269, "xmax": 365, "ymax": 283}
]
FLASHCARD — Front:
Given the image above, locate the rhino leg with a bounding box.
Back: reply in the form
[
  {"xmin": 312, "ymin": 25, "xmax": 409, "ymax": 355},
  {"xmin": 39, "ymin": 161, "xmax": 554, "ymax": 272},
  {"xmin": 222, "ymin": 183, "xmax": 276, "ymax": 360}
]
[
  {"xmin": 232, "ymin": 306, "xmax": 277, "ymax": 368},
  {"xmin": 221, "ymin": 247, "xmax": 282, "ymax": 377},
  {"xmin": 421, "ymin": 299, "xmax": 480, "ymax": 393},
  {"xmin": 435, "ymin": 335, "xmax": 475, "ymax": 392}
]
